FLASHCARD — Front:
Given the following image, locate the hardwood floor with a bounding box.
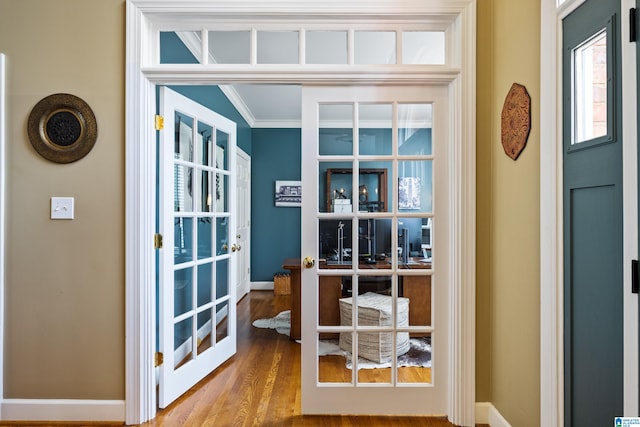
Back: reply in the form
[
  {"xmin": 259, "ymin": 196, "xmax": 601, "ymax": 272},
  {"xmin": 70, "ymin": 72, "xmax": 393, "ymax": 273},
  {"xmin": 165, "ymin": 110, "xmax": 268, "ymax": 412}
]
[
  {"xmin": 0, "ymin": 291, "xmax": 485, "ymax": 427},
  {"xmin": 142, "ymin": 290, "xmax": 474, "ymax": 427}
]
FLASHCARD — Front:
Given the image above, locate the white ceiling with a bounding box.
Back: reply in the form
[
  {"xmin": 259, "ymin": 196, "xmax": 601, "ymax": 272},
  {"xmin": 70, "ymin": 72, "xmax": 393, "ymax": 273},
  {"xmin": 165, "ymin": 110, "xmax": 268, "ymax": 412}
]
[{"xmin": 225, "ymin": 84, "xmax": 302, "ymax": 128}]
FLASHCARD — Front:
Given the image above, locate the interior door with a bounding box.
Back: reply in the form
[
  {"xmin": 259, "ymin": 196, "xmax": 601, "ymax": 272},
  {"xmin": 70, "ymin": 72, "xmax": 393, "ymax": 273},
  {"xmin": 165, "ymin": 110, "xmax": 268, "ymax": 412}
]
[
  {"xmin": 300, "ymin": 85, "xmax": 450, "ymax": 415},
  {"xmin": 563, "ymin": 2, "xmax": 624, "ymax": 425},
  {"xmin": 236, "ymin": 149, "xmax": 251, "ymax": 300},
  {"xmin": 158, "ymin": 86, "xmax": 237, "ymax": 408}
]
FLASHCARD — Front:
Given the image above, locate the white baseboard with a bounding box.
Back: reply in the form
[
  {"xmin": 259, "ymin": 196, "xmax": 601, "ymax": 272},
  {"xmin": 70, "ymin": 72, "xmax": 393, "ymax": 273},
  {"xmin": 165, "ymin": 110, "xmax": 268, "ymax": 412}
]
[
  {"xmin": 476, "ymin": 402, "xmax": 511, "ymax": 427},
  {"xmin": 251, "ymin": 281, "xmax": 274, "ymax": 291},
  {"xmin": 1, "ymin": 399, "xmax": 125, "ymax": 422}
]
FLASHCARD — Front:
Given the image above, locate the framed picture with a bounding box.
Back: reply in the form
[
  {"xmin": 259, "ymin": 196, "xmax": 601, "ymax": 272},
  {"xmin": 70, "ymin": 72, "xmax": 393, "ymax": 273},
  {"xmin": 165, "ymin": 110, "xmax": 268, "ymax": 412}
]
[
  {"xmin": 275, "ymin": 180, "xmax": 302, "ymax": 207},
  {"xmin": 398, "ymin": 177, "xmax": 421, "ymax": 210}
]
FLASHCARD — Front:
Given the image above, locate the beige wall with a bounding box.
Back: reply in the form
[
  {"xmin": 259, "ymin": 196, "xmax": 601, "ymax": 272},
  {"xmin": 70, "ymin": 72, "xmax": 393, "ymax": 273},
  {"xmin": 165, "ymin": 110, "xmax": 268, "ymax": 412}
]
[
  {"xmin": 0, "ymin": 0, "xmax": 125, "ymax": 398},
  {"xmin": 476, "ymin": 0, "xmax": 541, "ymax": 426},
  {"xmin": 0, "ymin": 0, "xmax": 542, "ymax": 424}
]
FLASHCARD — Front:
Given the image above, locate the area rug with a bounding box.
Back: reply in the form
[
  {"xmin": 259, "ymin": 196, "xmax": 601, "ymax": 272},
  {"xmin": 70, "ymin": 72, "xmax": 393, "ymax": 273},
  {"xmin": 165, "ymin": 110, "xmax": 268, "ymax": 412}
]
[{"xmin": 252, "ymin": 311, "xmax": 431, "ymax": 370}]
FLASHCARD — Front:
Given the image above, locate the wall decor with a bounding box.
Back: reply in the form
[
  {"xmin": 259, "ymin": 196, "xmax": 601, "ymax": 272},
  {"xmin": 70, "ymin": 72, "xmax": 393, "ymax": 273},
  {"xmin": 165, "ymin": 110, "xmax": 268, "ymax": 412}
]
[
  {"xmin": 275, "ymin": 180, "xmax": 302, "ymax": 207},
  {"xmin": 398, "ymin": 177, "xmax": 421, "ymax": 210},
  {"xmin": 501, "ymin": 83, "xmax": 531, "ymax": 160},
  {"xmin": 27, "ymin": 93, "xmax": 97, "ymax": 164}
]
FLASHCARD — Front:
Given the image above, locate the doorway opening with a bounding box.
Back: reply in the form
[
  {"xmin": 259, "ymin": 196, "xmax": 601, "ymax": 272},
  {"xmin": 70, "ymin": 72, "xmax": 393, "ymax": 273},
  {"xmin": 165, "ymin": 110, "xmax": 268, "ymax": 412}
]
[{"xmin": 126, "ymin": 2, "xmax": 476, "ymax": 424}]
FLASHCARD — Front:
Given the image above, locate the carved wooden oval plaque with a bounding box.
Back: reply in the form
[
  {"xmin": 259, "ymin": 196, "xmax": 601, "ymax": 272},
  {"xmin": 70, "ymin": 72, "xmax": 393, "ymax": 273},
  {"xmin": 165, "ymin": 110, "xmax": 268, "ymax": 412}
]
[{"xmin": 501, "ymin": 83, "xmax": 531, "ymax": 160}]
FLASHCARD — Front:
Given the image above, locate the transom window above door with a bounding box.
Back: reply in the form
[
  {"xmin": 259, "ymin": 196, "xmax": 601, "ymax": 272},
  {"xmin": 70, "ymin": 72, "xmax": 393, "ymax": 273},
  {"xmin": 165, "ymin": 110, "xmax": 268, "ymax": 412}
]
[{"xmin": 159, "ymin": 28, "xmax": 446, "ymax": 66}]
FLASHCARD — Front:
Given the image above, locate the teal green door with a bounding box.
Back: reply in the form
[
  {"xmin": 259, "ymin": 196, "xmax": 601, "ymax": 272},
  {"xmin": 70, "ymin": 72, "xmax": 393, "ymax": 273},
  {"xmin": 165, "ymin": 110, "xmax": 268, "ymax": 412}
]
[{"xmin": 563, "ymin": 1, "xmax": 624, "ymax": 425}]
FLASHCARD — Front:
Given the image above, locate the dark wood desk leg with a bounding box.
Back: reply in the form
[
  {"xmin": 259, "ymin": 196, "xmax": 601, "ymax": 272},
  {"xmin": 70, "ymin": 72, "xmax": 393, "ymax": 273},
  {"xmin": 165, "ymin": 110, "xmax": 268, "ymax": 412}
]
[{"xmin": 289, "ymin": 269, "xmax": 302, "ymax": 341}]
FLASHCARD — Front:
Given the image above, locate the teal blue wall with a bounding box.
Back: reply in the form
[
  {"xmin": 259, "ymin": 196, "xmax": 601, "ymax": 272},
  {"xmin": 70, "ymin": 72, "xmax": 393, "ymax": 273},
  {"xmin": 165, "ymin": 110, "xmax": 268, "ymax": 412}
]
[{"xmin": 251, "ymin": 129, "xmax": 302, "ymax": 281}]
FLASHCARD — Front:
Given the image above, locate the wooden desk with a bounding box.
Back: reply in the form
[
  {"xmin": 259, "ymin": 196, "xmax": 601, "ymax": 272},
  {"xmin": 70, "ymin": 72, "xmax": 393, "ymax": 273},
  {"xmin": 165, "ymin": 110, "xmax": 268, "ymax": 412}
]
[{"xmin": 282, "ymin": 258, "xmax": 431, "ymax": 341}]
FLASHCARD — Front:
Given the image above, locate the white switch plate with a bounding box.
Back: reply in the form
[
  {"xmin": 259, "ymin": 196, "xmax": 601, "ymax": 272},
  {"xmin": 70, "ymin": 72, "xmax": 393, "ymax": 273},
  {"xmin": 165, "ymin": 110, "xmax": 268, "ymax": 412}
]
[{"xmin": 51, "ymin": 197, "xmax": 74, "ymax": 220}]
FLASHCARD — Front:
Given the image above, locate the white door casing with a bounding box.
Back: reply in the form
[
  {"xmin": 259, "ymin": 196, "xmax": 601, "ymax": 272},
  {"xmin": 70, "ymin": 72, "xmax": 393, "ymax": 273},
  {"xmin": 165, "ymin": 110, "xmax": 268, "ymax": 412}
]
[{"xmin": 125, "ymin": 1, "xmax": 476, "ymax": 424}]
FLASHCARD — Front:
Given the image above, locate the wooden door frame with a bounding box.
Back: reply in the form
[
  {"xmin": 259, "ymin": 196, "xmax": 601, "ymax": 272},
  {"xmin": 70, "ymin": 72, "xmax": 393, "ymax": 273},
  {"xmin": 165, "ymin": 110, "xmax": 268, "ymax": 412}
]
[
  {"xmin": 540, "ymin": 0, "xmax": 639, "ymax": 424},
  {"xmin": 125, "ymin": 1, "xmax": 476, "ymax": 424}
]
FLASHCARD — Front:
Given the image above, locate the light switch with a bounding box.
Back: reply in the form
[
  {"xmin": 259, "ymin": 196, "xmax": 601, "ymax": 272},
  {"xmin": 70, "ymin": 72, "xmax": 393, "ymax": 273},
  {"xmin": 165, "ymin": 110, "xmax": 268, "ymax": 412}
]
[{"xmin": 51, "ymin": 197, "xmax": 74, "ymax": 220}]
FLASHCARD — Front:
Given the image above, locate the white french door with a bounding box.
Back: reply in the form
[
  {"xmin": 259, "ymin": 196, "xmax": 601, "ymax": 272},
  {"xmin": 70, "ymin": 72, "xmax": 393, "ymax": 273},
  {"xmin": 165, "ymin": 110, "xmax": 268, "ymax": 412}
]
[
  {"xmin": 301, "ymin": 85, "xmax": 451, "ymax": 415},
  {"xmin": 158, "ymin": 87, "xmax": 237, "ymax": 408}
]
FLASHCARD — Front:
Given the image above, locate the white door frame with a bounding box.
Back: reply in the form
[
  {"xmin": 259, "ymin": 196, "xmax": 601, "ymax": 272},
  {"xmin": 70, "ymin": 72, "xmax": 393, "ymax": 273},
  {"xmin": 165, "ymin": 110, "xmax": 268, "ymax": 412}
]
[
  {"xmin": 236, "ymin": 148, "xmax": 251, "ymax": 301},
  {"xmin": 540, "ymin": 0, "xmax": 639, "ymax": 425},
  {"xmin": 125, "ymin": 1, "xmax": 476, "ymax": 424}
]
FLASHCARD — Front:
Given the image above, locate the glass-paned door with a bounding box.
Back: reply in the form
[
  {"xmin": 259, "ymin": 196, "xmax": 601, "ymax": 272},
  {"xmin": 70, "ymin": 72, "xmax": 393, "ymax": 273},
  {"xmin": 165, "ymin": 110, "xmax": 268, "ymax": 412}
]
[
  {"xmin": 301, "ymin": 85, "xmax": 450, "ymax": 415},
  {"xmin": 158, "ymin": 86, "xmax": 237, "ymax": 408}
]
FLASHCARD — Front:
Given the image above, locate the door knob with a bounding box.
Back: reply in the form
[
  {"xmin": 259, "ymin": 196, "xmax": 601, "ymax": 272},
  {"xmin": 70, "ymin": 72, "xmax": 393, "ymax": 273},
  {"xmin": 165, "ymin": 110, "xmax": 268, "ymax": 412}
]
[
  {"xmin": 303, "ymin": 256, "xmax": 315, "ymax": 268},
  {"xmin": 232, "ymin": 244, "xmax": 241, "ymax": 252}
]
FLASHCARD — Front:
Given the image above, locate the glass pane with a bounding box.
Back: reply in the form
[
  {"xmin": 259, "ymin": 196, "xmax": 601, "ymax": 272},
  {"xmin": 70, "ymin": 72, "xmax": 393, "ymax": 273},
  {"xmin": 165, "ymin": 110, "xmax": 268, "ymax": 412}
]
[
  {"xmin": 176, "ymin": 113, "xmax": 194, "ymax": 162},
  {"xmin": 319, "ymin": 219, "xmax": 353, "ymax": 265},
  {"xmin": 174, "ymin": 218, "xmax": 193, "ymax": 263},
  {"xmin": 257, "ymin": 31, "xmax": 299, "ymax": 64},
  {"xmin": 355, "ymin": 31, "xmax": 396, "ymax": 64},
  {"xmin": 215, "ymin": 130, "xmax": 229, "ymax": 171},
  {"xmin": 397, "ymin": 217, "xmax": 427, "ymax": 264},
  {"xmin": 319, "ymin": 333, "xmax": 352, "ymax": 384},
  {"xmin": 306, "ymin": 31, "xmax": 348, "ymax": 64},
  {"xmin": 197, "ymin": 217, "xmax": 212, "ymax": 259},
  {"xmin": 358, "ymin": 162, "xmax": 391, "ymax": 213},
  {"xmin": 319, "ymin": 275, "xmax": 345, "ymax": 328},
  {"xmin": 174, "ymin": 267, "xmax": 193, "ymax": 317},
  {"xmin": 199, "ymin": 171, "xmax": 214, "ymax": 212},
  {"xmin": 174, "ymin": 165, "xmax": 194, "ymax": 212},
  {"xmin": 208, "ymin": 31, "xmax": 250, "ymax": 64},
  {"xmin": 359, "ymin": 104, "xmax": 392, "ymax": 156},
  {"xmin": 357, "ymin": 332, "xmax": 392, "ymax": 383},
  {"xmin": 398, "ymin": 104, "xmax": 433, "ymax": 155},
  {"xmin": 216, "ymin": 258, "xmax": 229, "ymax": 299},
  {"xmin": 216, "ymin": 217, "xmax": 229, "ymax": 255},
  {"xmin": 402, "ymin": 31, "xmax": 445, "ymax": 65},
  {"xmin": 197, "ymin": 263, "xmax": 213, "ymax": 307},
  {"xmin": 160, "ymin": 31, "xmax": 199, "ymax": 64},
  {"xmin": 399, "ymin": 275, "xmax": 431, "ymax": 328},
  {"xmin": 397, "ymin": 333, "xmax": 431, "ymax": 384},
  {"xmin": 574, "ymin": 29, "xmax": 607, "ymax": 144},
  {"xmin": 358, "ymin": 218, "xmax": 392, "ymax": 262},
  {"xmin": 197, "ymin": 309, "xmax": 213, "ymax": 356},
  {"xmin": 319, "ymin": 104, "xmax": 353, "ymax": 156},
  {"xmin": 216, "ymin": 301, "xmax": 229, "ymax": 343},
  {"xmin": 215, "ymin": 174, "xmax": 229, "ymax": 213},
  {"xmin": 398, "ymin": 160, "xmax": 432, "ymax": 213},
  {"xmin": 174, "ymin": 317, "xmax": 193, "ymax": 369},
  {"xmin": 321, "ymin": 163, "xmax": 353, "ymax": 213},
  {"xmin": 351, "ymin": 285, "xmax": 393, "ymax": 328},
  {"xmin": 197, "ymin": 122, "xmax": 214, "ymax": 167}
]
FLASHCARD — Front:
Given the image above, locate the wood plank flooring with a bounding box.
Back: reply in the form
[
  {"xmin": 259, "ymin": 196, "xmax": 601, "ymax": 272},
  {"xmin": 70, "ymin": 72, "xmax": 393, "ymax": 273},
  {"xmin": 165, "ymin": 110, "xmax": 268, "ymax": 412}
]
[{"xmin": 0, "ymin": 291, "xmax": 485, "ymax": 427}]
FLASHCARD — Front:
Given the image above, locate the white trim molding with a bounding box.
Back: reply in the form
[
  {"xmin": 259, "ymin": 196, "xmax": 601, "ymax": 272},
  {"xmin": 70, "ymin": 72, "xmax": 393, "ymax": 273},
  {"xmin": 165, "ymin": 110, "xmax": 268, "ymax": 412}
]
[
  {"xmin": 1, "ymin": 399, "xmax": 125, "ymax": 422},
  {"xmin": 475, "ymin": 402, "xmax": 512, "ymax": 427},
  {"xmin": 0, "ymin": 53, "xmax": 7, "ymax": 420},
  {"xmin": 0, "ymin": 53, "xmax": 6, "ymax": 419},
  {"xmin": 126, "ymin": 1, "xmax": 476, "ymax": 424}
]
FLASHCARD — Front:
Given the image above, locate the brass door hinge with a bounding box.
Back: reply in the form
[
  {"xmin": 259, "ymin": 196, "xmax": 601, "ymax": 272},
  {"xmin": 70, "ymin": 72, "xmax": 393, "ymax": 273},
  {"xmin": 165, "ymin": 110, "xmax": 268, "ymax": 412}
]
[
  {"xmin": 154, "ymin": 233, "xmax": 163, "ymax": 249},
  {"xmin": 155, "ymin": 115, "xmax": 164, "ymax": 131},
  {"xmin": 154, "ymin": 352, "xmax": 164, "ymax": 367}
]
